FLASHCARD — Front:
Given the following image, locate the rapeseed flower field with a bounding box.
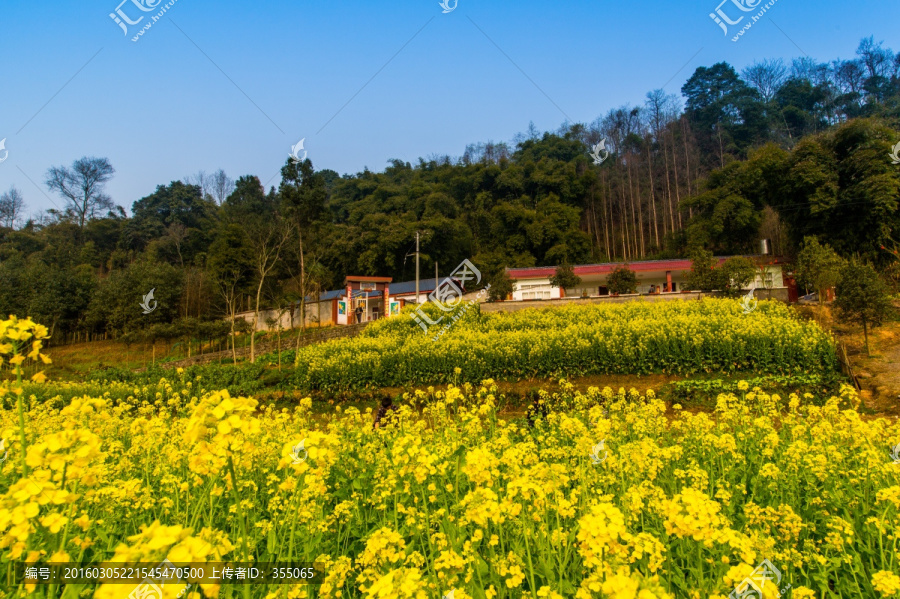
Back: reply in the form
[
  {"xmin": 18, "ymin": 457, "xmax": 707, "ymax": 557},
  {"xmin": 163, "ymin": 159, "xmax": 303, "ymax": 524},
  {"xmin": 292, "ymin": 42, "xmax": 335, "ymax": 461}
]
[
  {"xmin": 275, "ymin": 300, "xmax": 837, "ymax": 391},
  {"xmin": 1, "ymin": 316, "xmax": 899, "ymax": 598}
]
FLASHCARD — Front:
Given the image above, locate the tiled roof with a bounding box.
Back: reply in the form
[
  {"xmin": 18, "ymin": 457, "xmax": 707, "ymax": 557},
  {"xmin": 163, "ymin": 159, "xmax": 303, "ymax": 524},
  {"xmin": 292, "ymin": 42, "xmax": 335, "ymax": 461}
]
[
  {"xmin": 388, "ymin": 279, "xmax": 442, "ymax": 296},
  {"xmin": 306, "ymin": 278, "xmax": 446, "ymax": 303},
  {"xmin": 312, "ymin": 289, "xmax": 382, "ymax": 302},
  {"xmin": 507, "ymin": 256, "xmax": 780, "ymax": 279}
]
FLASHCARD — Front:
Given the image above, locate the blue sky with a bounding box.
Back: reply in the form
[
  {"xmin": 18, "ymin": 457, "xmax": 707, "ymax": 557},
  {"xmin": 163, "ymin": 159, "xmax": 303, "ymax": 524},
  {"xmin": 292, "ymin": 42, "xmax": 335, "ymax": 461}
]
[{"xmin": 1, "ymin": 0, "xmax": 899, "ymax": 216}]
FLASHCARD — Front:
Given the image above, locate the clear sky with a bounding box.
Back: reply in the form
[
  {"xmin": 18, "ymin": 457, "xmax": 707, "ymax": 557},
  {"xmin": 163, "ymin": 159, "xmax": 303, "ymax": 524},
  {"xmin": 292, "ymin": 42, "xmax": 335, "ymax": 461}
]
[{"xmin": 1, "ymin": 0, "xmax": 899, "ymax": 216}]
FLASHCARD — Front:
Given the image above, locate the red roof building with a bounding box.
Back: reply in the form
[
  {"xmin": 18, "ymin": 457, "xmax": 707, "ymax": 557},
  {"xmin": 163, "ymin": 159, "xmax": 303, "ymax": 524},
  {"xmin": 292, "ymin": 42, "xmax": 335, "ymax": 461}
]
[{"xmin": 507, "ymin": 257, "xmax": 786, "ymax": 300}]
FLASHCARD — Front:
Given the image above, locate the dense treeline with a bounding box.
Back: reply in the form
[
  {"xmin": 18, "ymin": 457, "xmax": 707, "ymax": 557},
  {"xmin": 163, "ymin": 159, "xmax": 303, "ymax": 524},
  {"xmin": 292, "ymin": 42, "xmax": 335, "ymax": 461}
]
[{"xmin": 1, "ymin": 37, "xmax": 899, "ymax": 343}]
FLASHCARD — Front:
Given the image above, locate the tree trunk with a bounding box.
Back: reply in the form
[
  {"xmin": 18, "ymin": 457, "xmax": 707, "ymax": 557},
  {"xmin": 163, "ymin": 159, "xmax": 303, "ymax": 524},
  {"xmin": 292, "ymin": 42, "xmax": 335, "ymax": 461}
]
[
  {"xmin": 627, "ymin": 159, "xmax": 639, "ymax": 257},
  {"xmin": 646, "ymin": 143, "xmax": 659, "ymax": 249},
  {"xmin": 251, "ymin": 279, "xmax": 266, "ymax": 364},
  {"xmin": 299, "ymin": 230, "xmax": 307, "ymax": 331},
  {"xmin": 662, "ymin": 132, "xmax": 676, "ymax": 235},
  {"xmin": 670, "ymin": 129, "xmax": 684, "ymax": 229},
  {"xmin": 602, "ymin": 173, "xmax": 611, "ymax": 261},
  {"xmin": 629, "ymin": 155, "xmax": 645, "ymax": 258},
  {"xmin": 863, "ymin": 317, "xmax": 870, "ymax": 357},
  {"xmin": 619, "ymin": 175, "xmax": 629, "ymax": 260},
  {"xmin": 716, "ymin": 122, "xmax": 725, "ymax": 169},
  {"xmin": 681, "ymin": 117, "xmax": 693, "ymax": 200},
  {"xmin": 229, "ymin": 299, "xmax": 238, "ymax": 365}
]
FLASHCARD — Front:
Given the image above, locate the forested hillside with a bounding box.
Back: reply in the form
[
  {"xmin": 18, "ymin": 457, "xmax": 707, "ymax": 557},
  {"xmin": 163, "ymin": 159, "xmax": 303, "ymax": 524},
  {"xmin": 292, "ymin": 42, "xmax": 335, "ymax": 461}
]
[{"xmin": 1, "ymin": 37, "xmax": 899, "ymax": 341}]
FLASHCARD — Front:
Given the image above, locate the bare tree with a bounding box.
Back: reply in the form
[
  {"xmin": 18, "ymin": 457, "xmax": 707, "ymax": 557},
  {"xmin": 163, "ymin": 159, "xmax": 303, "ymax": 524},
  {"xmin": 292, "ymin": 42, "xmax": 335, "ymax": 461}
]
[
  {"xmin": 0, "ymin": 186, "xmax": 26, "ymax": 229},
  {"xmin": 643, "ymin": 91, "xmax": 672, "ymax": 248},
  {"xmin": 214, "ymin": 267, "xmax": 244, "ymax": 365},
  {"xmin": 856, "ymin": 36, "xmax": 895, "ymax": 80},
  {"xmin": 741, "ymin": 58, "xmax": 788, "ymax": 104},
  {"xmin": 29, "ymin": 210, "xmax": 51, "ymax": 228},
  {"xmin": 210, "ymin": 169, "xmax": 235, "ymax": 206},
  {"xmin": 167, "ymin": 222, "xmax": 188, "ymax": 267},
  {"xmin": 246, "ymin": 218, "xmax": 294, "ymax": 363},
  {"xmin": 183, "ymin": 170, "xmax": 212, "ymax": 200},
  {"xmin": 790, "ymin": 57, "xmax": 832, "ymax": 87},
  {"xmin": 45, "ymin": 157, "xmax": 115, "ymax": 229},
  {"xmin": 833, "ymin": 59, "xmax": 866, "ymax": 96}
]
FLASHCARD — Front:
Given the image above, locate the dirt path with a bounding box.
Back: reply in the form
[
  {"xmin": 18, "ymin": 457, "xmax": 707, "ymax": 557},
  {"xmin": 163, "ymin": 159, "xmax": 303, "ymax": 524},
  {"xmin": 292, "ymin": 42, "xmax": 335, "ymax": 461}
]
[{"xmin": 833, "ymin": 313, "xmax": 900, "ymax": 415}]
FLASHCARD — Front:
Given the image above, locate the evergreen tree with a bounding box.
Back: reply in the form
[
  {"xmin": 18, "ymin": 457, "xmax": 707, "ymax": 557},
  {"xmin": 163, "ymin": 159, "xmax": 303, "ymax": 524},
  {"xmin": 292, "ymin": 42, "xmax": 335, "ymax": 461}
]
[{"xmin": 835, "ymin": 261, "xmax": 894, "ymax": 356}]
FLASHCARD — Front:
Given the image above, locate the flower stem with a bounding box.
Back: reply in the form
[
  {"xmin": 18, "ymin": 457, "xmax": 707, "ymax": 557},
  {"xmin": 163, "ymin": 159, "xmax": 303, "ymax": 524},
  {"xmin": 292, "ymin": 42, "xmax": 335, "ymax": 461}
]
[{"xmin": 15, "ymin": 363, "xmax": 27, "ymax": 476}]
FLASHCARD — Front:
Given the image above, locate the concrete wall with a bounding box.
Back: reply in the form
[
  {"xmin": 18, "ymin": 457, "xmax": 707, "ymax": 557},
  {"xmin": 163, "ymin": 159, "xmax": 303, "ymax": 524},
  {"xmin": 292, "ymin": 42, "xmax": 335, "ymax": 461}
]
[
  {"xmin": 511, "ymin": 265, "xmax": 785, "ymax": 301},
  {"xmin": 235, "ymin": 300, "xmax": 334, "ymax": 332},
  {"xmin": 513, "ymin": 279, "xmax": 563, "ymax": 301}
]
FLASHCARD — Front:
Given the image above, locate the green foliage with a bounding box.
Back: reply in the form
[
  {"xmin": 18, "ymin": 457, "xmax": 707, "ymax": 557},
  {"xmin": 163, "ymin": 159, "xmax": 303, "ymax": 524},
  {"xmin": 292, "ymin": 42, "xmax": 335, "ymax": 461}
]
[
  {"xmin": 0, "ymin": 257, "xmax": 95, "ymax": 335},
  {"xmin": 686, "ymin": 248, "xmax": 723, "ymax": 291},
  {"xmin": 126, "ymin": 180, "xmax": 217, "ymax": 264},
  {"xmin": 280, "ymin": 158, "xmax": 326, "ymax": 229},
  {"xmin": 681, "ymin": 62, "xmax": 767, "ymax": 162},
  {"xmin": 796, "ymin": 236, "xmax": 845, "ymax": 300},
  {"xmin": 85, "ymin": 260, "xmax": 183, "ymax": 336},
  {"xmin": 684, "ymin": 187, "xmax": 762, "ymax": 254},
  {"xmin": 488, "ymin": 270, "xmax": 516, "ymax": 302},
  {"xmin": 549, "ymin": 262, "xmax": 582, "ymax": 291},
  {"xmin": 774, "ymin": 120, "xmax": 900, "ymax": 260},
  {"xmin": 686, "ymin": 253, "xmax": 761, "ymax": 295},
  {"xmin": 666, "ymin": 373, "xmax": 841, "ymax": 405},
  {"xmin": 85, "ymin": 361, "xmax": 270, "ymax": 397},
  {"xmin": 120, "ymin": 317, "xmax": 234, "ymax": 347},
  {"xmin": 835, "ymin": 261, "xmax": 895, "ymax": 355},
  {"xmin": 222, "ymin": 176, "xmax": 275, "ymax": 223},
  {"xmin": 720, "ymin": 256, "xmax": 758, "ymax": 296},
  {"xmin": 606, "ymin": 265, "xmax": 637, "ymax": 294},
  {"xmin": 683, "ymin": 119, "xmax": 900, "ymax": 264}
]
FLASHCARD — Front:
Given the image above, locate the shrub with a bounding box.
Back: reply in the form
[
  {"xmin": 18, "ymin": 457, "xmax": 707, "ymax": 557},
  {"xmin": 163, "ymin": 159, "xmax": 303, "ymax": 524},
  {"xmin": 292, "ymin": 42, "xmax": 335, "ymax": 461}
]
[
  {"xmin": 606, "ymin": 265, "xmax": 638, "ymax": 294},
  {"xmin": 550, "ymin": 262, "xmax": 582, "ymax": 291},
  {"xmin": 720, "ymin": 256, "xmax": 758, "ymax": 296}
]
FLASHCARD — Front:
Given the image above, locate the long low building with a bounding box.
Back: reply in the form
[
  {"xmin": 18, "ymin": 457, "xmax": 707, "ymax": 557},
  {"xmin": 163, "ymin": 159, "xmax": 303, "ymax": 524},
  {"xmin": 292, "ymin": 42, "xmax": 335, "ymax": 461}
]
[
  {"xmin": 507, "ymin": 257, "xmax": 788, "ymax": 300},
  {"xmin": 236, "ymin": 256, "xmax": 793, "ymax": 331},
  {"xmin": 234, "ymin": 275, "xmax": 469, "ymax": 331}
]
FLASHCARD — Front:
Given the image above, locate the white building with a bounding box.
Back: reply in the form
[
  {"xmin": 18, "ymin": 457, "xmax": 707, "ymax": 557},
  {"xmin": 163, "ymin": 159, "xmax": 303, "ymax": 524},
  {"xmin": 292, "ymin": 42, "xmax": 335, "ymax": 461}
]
[{"xmin": 507, "ymin": 257, "xmax": 787, "ymax": 301}]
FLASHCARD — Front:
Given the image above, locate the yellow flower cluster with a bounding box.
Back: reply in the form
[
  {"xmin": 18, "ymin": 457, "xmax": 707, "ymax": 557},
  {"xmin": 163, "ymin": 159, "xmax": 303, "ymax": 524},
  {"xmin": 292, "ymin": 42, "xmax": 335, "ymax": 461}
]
[
  {"xmin": 0, "ymin": 335, "xmax": 898, "ymax": 598},
  {"xmin": 0, "ymin": 316, "xmax": 52, "ymax": 397},
  {"xmin": 286, "ymin": 298, "xmax": 837, "ymax": 391}
]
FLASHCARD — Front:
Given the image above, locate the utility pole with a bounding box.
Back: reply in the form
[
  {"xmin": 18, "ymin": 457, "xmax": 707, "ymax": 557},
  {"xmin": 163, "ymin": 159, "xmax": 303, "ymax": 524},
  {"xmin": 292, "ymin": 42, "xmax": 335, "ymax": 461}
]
[
  {"xmin": 415, "ymin": 231, "xmax": 420, "ymax": 304},
  {"xmin": 435, "ymin": 262, "xmax": 438, "ymax": 292}
]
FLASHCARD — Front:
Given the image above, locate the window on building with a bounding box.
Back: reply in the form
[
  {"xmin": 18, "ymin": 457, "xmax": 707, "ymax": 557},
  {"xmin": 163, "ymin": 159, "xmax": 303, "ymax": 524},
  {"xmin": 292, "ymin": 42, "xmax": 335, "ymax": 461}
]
[{"xmin": 521, "ymin": 283, "xmax": 552, "ymax": 300}]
